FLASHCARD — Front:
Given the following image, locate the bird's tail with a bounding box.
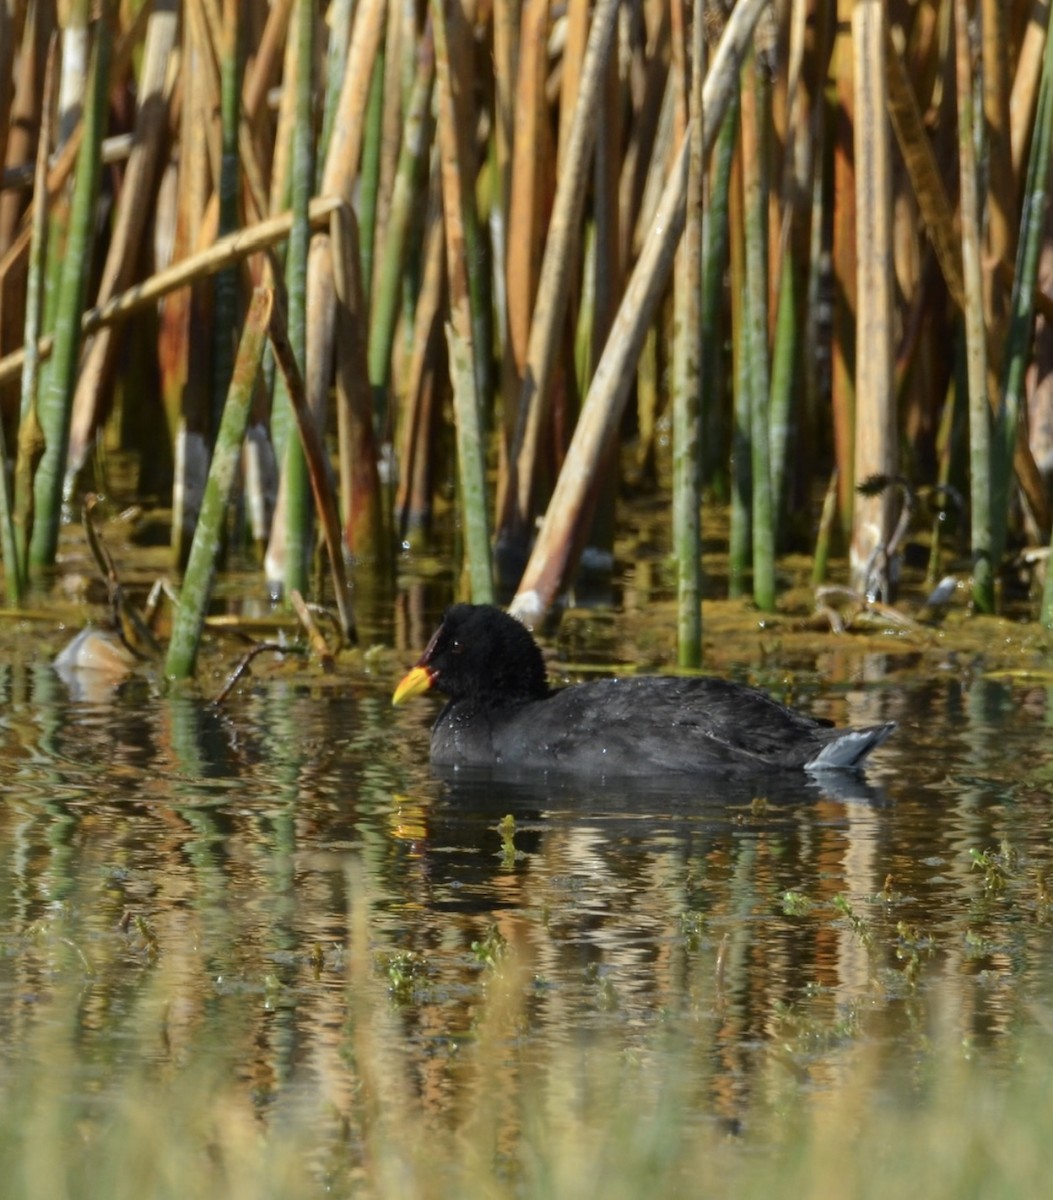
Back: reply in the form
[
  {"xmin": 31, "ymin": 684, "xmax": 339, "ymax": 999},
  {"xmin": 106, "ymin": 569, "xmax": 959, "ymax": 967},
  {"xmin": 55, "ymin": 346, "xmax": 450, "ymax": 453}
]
[{"xmin": 806, "ymin": 722, "xmax": 896, "ymax": 771}]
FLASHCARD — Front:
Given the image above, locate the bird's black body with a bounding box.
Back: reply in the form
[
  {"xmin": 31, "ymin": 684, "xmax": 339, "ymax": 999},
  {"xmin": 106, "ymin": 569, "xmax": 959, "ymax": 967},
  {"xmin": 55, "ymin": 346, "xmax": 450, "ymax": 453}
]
[{"xmin": 394, "ymin": 605, "xmax": 894, "ymax": 775}]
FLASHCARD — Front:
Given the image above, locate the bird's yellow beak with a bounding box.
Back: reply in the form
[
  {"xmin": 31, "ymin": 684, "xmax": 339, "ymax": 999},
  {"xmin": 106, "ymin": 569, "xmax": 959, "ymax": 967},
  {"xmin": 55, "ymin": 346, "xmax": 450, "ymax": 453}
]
[{"xmin": 392, "ymin": 665, "xmax": 435, "ymax": 706}]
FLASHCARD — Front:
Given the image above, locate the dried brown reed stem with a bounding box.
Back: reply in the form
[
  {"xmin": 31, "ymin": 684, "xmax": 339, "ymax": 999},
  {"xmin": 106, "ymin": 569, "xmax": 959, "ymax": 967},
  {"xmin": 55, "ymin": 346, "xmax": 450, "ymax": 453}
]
[
  {"xmin": 981, "ymin": 0, "xmax": 1016, "ymax": 359},
  {"xmin": 268, "ymin": 292, "xmax": 357, "ymax": 641},
  {"xmin": 67, "ymin": 2, "xmax": 178, "ymax": 479},
  {"xmin": 0, "ymin": 0, "xmax": 47, "ymax": 252},
  {"xmin": 505, "ymin": 0, "xmax": 551, "ymax": 387},
  {"xmin": 395, "ymin": 211, "xmax": 446, "ymax": 546},
  {"xmin": 511, "ymin": 0, "xmax": 770, "ymax": 621},
  {"xmin": 432, "ymin": 0, "xmax": 492, "ymax": 601},
  {"xmin": 331, "ymin": 202, "xmax": 385, "ymax": 564},
  {"xmin": 831, "ymin": 0, "xmax": 856, "ymax": 536},
  {"xmin": 497, "ymin": 0, "xmax": 619, "ymax": 555},
  {"xmin": 849, "ymin": 0, "xmax": 896, "ymax": 594},
  {"xmin": 884, "ymin": 27, "xmax": 966, "ymax": 311},
  {"xmin": 0, "ymin": 2, "xmax": 11, "ymax": 200},
  {"xmin": 1010, "ymin": 0, "xmax": 1050, "ymax": 177},
  {"xmin": 0, "ymin": 197, "xmax": 344, "ymax": 389},
  {"xmin": 11, "ymin": 32, "xmax": 58, "ymax": 591}
]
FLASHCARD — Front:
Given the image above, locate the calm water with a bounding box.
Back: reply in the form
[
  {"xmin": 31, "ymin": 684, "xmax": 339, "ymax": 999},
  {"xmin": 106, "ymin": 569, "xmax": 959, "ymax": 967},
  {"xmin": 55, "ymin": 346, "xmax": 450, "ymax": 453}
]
[{"xmin": 1, "ymin": 605, "xmax": 1052, "ymax": 1178}]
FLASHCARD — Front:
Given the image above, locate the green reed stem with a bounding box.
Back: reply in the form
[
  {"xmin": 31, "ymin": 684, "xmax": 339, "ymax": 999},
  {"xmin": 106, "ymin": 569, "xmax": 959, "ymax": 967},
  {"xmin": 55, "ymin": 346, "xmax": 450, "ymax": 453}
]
[
  {"xmin": 729, "ymin": 302, "xmax": 752, "ymax": 600},
  {"xmin": 278, "ymin": 0, "xmax": 316, "ymax": 597},
  {"xmin": 268, "ymin": 291, "xmax": 357, "ymax": 641},
  {"xmin": 366, "ymin": 25, "xmax": 434, "ymax": 419},
  {"xmin": 701, "ymin": 97, "xmax": 737, "ymax": 499},
  {"xmin": 741, "ymin": 54, "xmax": 774, "ymax": 611},
  {"xmin": 768, "ymin": 247, "xmax": 797, "ymax": 541},
  {"xmin": 575, "ymin": 222, "xmax": 597, "ymax": 397},
  {"xmin": 447, "ymin": 324, "xmax": 494, "ymax": 603},
  {"xmin": 166, "ymin": 290, "xmax": 274, "ymax": 680},
  {"xmin": 954, "ymin": 0, "xmax": 994, "ymax": 613},
  {"xmin": 0, "ymin": 420, "xmax": 19, "ymax": 606},
  {"xmin": 672, "ymin": 6, "xmax": 706, "ymax": 669},
  {"xmin": 358, "ymin": 39, "xmax": 385, "ymax": 303},
  {"xmin": 9, "ymin": 36, "xmax": 57, "ymax": 599},
  {"xmin": 29, "ymin": 8, "xmax": 111, "ymax": 569}
]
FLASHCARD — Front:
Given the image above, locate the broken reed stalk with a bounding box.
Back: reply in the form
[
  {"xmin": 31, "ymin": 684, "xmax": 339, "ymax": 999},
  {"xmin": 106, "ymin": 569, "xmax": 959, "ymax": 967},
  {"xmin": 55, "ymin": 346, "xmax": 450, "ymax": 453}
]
[
  {"xmin": 953, "ymin": 0, "xmax": 994, "ymax": 613},
  {"xmin": 29, "ymin": 6, "xmax": 111, "ymax": 570},
  {"xmin": 509, "ymin": 0, "xmax": 770, "ymax": 622},
  {"xmin": 166, "ymin": 289, "xmax": 275, "ymax": 681}
]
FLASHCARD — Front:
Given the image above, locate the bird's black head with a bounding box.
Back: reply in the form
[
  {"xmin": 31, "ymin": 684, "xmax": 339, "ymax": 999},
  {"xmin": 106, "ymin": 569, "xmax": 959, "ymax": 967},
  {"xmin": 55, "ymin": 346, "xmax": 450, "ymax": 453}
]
[{"xmin": 392, "ymin": 604, "xmax": 549, "ymax": 707}]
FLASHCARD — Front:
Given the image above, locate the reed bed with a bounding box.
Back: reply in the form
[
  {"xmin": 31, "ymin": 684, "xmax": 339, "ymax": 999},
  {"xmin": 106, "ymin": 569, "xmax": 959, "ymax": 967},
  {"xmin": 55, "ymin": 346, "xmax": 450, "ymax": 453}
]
[{"xmin": 1, "ymin": 0, "xmax": 1052, "ymax": 651}]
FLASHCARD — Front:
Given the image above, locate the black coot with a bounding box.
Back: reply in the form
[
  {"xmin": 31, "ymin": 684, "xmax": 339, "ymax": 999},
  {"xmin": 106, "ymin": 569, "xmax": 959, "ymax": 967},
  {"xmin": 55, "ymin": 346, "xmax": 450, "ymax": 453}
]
[{"xmin": 393, "ymin": 604, "xmax": 894, "ymax": 774}]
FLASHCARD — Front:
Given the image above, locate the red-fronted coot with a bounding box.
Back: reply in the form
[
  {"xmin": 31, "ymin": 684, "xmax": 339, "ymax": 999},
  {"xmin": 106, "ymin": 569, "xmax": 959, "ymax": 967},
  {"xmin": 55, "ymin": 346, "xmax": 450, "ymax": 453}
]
[{"xmin": 392, "ymin": 604, "xmax": 895, "ymax": 774}]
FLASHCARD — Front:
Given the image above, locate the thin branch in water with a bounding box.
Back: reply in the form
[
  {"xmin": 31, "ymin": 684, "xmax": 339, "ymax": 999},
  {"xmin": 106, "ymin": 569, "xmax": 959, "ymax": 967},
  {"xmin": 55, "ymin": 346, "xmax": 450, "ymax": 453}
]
[{"xmin": 212, "ymin": 642, "xmax": 308, "ymax": 706}]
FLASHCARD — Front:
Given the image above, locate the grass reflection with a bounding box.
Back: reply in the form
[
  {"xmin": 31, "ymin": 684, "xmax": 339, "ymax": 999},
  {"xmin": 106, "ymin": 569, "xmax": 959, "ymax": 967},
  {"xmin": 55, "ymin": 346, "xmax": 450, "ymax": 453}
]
[
  {"xmin": 0, "ymin": 873, "xmax": 1051, "ymax": 1199},
  {"xmin": 0, "ymin": 651, "xmax": 1051, "ymax": 1196}
]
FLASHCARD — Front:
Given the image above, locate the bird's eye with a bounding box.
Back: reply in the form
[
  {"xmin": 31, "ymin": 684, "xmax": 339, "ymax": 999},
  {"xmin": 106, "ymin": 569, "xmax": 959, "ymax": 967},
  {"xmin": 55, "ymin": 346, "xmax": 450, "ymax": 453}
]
[{"xmin": 451, "ymin": 640, "xmax": 463, "ymax": 654}]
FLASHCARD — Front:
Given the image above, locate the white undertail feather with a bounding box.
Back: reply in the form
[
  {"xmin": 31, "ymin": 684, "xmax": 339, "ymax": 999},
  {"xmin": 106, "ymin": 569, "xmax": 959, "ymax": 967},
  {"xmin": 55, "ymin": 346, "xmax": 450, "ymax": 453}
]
[{"xmin": 805, "ymin": 723, "xmax": 896, "ymax": 771}]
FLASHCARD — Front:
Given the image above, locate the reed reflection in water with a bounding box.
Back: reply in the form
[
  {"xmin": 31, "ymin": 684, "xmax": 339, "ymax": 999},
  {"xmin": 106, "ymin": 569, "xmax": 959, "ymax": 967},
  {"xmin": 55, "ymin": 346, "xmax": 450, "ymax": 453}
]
[{"xmin": 0, "ymin": 654, "xmax": 1050, "ymax": 1194}]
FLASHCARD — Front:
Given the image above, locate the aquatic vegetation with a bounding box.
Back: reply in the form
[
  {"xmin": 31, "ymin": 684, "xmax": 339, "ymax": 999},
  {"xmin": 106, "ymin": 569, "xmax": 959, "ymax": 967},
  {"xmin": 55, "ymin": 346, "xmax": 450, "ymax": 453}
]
[{"xmin": 0, "ymin": 1, "xmax": 1051, "ymax": 646}]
